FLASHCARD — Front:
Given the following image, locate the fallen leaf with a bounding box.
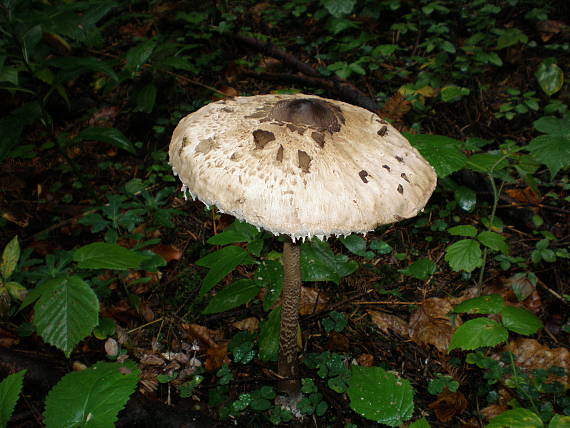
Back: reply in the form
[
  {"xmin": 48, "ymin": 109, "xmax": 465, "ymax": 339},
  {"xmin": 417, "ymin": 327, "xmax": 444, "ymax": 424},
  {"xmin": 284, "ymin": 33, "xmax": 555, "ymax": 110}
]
[
  {"xmin": 503, "ymin": 338, "xmax": 570, "ymax": 387},
  {"xmin": 356, "ymin": 353, "xmax": 375, "ymax": 367},
  {"xmin": 480, "ymin": 403, "xmax": 510, "ymax": 421},
  {"xmin": 232, "ymin": 317, "xmax": 260, "ymax": 332},
  {"xmin": 327, "ymin": 332, "xmax": 350, "ymax": 352},
  {"xmin": 205, "ymin": 343, "xmax": 230, "ymax": 371},
  {"xmin": 139, "ymin": 353, "xmax": 165, "ymax": 366},
  {"xmin": 150, "ymin": 244, "xmax": 183, "ymax": 262},
  {"xmin": 379, "ymin": 92, "xmax": 411, "ymax": 123},
  {"xmin": 536, "ymin": 20, "xmax": 565, "ymax": 42},
  {"xmin": 183, "ymin": 323, "xmax": 224, "ymax": 350},
  {"xmin": 367, "ymin": 310, "xmax": 410, "ymax": 337},
  {"xmin": 409, "ymin": 298, "xmax": 460, "ymax": 353},
  {"xmin": 428, "ymin": 389, "xmax": 468, "ymax": 422},
  {"xmin": 299, "ymin": 286, "xmax": 328, "ymax": 315}
]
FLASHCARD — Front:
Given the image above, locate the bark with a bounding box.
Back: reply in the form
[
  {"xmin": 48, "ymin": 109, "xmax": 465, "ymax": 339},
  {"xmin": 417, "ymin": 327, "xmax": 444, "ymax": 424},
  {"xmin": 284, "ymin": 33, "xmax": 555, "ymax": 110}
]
[{"xmin": 277, "ymin": 240, "xmax": 302, "ymax": 397}]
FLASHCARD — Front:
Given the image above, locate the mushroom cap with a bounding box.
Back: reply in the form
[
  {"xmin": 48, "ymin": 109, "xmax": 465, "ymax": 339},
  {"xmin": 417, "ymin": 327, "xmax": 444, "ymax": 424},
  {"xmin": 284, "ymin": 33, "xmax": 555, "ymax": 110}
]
[{"xmin": 169, "ymin": 94, "xmax": 437, "ymax": 241}]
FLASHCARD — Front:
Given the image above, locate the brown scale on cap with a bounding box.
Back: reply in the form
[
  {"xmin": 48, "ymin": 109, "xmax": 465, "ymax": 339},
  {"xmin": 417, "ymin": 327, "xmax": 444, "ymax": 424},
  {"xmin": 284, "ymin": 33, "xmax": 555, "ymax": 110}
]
[
  {"xmin": 397, "ymin": 184, "xmax": 404, "ymax": 194},
  {"xmin": 359, "ymin": 170, "xmax": 369, "ymax": 183},
  {"xmin": 253, "ymin": 130, "xmax": 276, "ymax": 149},
  {"xmin": 297, "ymin": 150, "xmax": 312, "ymax": 173},
  {"xmin": 401, "ymin": 173, "xmax": 410, "ymax": 183}
]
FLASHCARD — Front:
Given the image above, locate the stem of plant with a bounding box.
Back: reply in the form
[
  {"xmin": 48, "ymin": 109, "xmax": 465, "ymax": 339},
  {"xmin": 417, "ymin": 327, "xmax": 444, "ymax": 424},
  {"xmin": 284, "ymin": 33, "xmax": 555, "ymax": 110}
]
[{"xmin": 278, "ymin": 240, "xmax": 301, "ymax": 398}]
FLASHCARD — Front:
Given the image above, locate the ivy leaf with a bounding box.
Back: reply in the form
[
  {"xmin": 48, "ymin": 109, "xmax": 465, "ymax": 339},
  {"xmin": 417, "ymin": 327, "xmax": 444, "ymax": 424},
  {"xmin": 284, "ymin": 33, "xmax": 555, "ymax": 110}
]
[
  {"xmin": 32, "ymin": 276, "xmax": 99, "ymax": 357},
  {"xmin": 501, "ymin": 306, "xmax": 543, "ymax": 335},
  {"xmin": 477, "ymin": 231, "xmax": 509, "ymax": 254},
  {"xmin": 202, "ymin": 279, "xmax": 260, "ymax": 314},
  {"xmin": 527, "ymin": 116, "xmax": 570, "ymax": 178},
  {"xmin": 0, "ymin": 370, "xmax": 26, "ymax": 428},
  {"xmin": 449, "ymin": 318, "xmax": 508, "ymax": 351},
  {"xmin": 348, "ymin": 366, "xmax": 414, "ymax": 426},
  {"xmin": 44, "ymin": 361, "xmax": 140, "ymax": 428},
  {"xmin": 535, "ymin": 61, "xmax": 564, "ymax": 96},
  {"xmin": 406, "ymin": 133, "xmax": 467, "ymax": 177},
  {"xmin": 301, "ymin": 240, "xmax": 358, "ymax": 284},
  {"xmin": 444, "ymin": 239, "xmax": 482, "ymax": 272}
]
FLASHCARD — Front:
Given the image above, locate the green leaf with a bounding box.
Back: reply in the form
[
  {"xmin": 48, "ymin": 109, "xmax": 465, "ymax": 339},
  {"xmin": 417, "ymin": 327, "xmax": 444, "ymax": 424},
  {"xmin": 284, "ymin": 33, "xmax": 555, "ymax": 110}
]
[
  {"xmin": 321, "ymin": 0, "xmax": 356, "ymax": 17},
  {"xmin": 447, "ymin": 225, "xmax": 478, "ymax": 237},
  {"xmin": 339, "ymin": 234, "xmax": 374, "ymax": 258},
  {"xmin": 527, "ymin": 116, "xmax": 570, "ymax": 178},
  {"xmin": 409, "ymin": 418, "xmax": 432, "ymax": 428},
  {"xmin": 444, "ymin": 239, "xmax": 482, "ymax": 272},
  {"xmin": 399, "ymin": 258, "xmax": 436, "ymax": 280},
  {"xmin": 478, "ymin": 231, "xmax": 509, "ymax": 254},
  {"xmin": 549, "ymin": 415, "xmax": 570, "ymax": 428},
  {"xmin": 454, "ymin": 186, "xmax": 477, "ymax": 211},
  {"xmin": 207, "ymin": 221, "xmax": 261, "ymax": 245},
  {"xmin": 49, "ymin": 57, "xmax": 119, "ymax": 83},
  {"xmin": 466, "ymin": 153, "xmax": 509, "ymax": 173},
  {"xmin": 535, "ymin": 61, "xmax": 564, "ymax": 96},
  {"xmin": 6, "ymin": 282, "xmax": 27, "ymax": 301},
  {"xmin": 202, "ymin": 279, "xmax": 260, "ymax": 314},
  {"xmin": 0, "ymin": 370, "xmax": 26, "ymax": 428},
  {"xmin": 259, "ymin": 308, "xmax": 281, "ymax": 362},
  {"xmin": 449, "ymin": 318, "xmax": 508, "ymax": 351},
  {"xmin": 196, "ymin": 246, "xmax": 256, "ymax": 295},
  {"xmin": 501, "ymin": 306, "xmax": 543, "ymax": 335},
  {"xmin": 496, "ymin": 28, "xmax": 528, "ymax": 49},
  {"xmin": 78, "ymin": 127, "xmax": 136, "ymax": 154},
  {"xmin": 33, "ymin": 276, "xmax": 99, "ymax": 357},
  {"xmin": 440, "ymin": 86, "xmax": 469, "ymax": 102},
  {"xmin": 347, "ymin": 366, "xmax": 414, "ymax": 426},
  {"xmin": 134, "ymin": 84, "xmax": 157, "ymax": 113},
  {"xmin": 125, "ymin": 40, "xmax": 157, "ymax": 74},
  {"xmin": 158, "ymin": 56, "xmax": 199, "ymax": 74},
  {"xmin": 370, "ymin": 239, "xmax": 392, "ymax": 254},
  {"xmin": 453, "ymin": 295, "xmax": 505, "ymax": 314},
  {"xmin": 73, "ymin": 243, "xmax": 149, "ymax": 270},
  {"xmin": 1, "ymin": 236, "xmax": 19, "ymax": 281},
  {"xmin": 487, "ymin": 408, "xmax": 543, "ymax": 428},
  {"xmin": 406, "ymin": 133, "xmax": 467, "ymax": 177},
  {"xmin": 301, "ymin": 240, "xmax": 358, "ymax": 284},
  {"xmin": 43, "ymin": 361, "xmax": 140, "ymax": 428}
]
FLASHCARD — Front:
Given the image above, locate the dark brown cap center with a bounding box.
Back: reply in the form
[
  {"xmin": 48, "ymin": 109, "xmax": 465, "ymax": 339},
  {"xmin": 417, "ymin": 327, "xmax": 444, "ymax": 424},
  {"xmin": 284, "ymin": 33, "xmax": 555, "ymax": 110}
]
[{"xmin": 270, "ymin": 99, "xmax": 343, "ymax": 133}]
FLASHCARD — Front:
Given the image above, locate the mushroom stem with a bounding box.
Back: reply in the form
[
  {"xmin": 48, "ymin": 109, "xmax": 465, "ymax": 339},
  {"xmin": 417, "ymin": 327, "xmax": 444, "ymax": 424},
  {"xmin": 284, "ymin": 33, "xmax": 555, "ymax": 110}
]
[{"xmin": 278, "ymin": 240, "xmax": 301, "ymax": 397}]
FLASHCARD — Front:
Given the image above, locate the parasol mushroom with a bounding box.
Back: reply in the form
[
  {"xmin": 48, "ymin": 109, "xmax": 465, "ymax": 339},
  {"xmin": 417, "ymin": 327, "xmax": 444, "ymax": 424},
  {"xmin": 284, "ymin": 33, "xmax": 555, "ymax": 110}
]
[{"xmin": 169, "ymin": 93, "xmax": 437, "ymax": 401}]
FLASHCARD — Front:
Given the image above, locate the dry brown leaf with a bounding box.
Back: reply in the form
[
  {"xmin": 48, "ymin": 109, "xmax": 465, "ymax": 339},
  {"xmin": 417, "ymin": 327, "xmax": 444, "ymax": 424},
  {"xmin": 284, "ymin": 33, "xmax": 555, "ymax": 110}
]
[
  {"xmin": 483, "ymin": 280, "xmax": 542, "ymax": 315},
  {"xmin": 428, "ymin": 390, "xmax": 468, "ymax": 422},
  {"xmin": 205, "ymin": 343, "xmax": 230, "ymax": 371},
  {"xmin": 367, "ymin": 310, "xmax": 410, "ymax": 337},
  {"xmin": 504, "ymin": 186, "xmax": 541, "ymax": 206},
  {"xmin": 299, "ymin": 286, "xmax": 328, "ymax": 315},
  {"xmin": 504, "ymin": 338, "xmax": 570, "ymax": 387},
  {"xmin": 536, "ymin": 20, "xmax": 566, "ymax": 42},
  {"xmin": 378, "ymin": 92, "xmax": 411, "ymax": 123},
  {"xmin": 327, "ymin": 332, "xmax": 350, "ymax": 352},
  {"xmin": 139, "ymin": 353, "xmax": 165, "ymax": 366},
  {"xmin": 182, "ymin": 323, "xmax": 224, "ymax": 350},
  {"xmin": 150, "ymin": 244, "xmax": 183, "ymax": 263},
  {"xmin": 409, "ymin": 298, "xmax": 459, "ymax": 353},
  {"xmin": 232, "ymin": 317, "xmax": 260, "ymax": 332},
  {"xmin": 480, "ymin": 403, "xmax": 510, "ymax": 422},
  {"xmin": 356, "ymin": 354, "xmax": 374, "ymax": 367}
]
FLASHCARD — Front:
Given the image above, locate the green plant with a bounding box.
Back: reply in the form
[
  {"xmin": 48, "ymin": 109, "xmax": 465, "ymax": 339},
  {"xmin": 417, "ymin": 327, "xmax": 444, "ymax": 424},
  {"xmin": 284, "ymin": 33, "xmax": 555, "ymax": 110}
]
[
  {"xmin": 0, "ymin": 236, "xmax": 27, "ymax": 316},
  {"xmin": 494, "ymin": 89, "xmax": 540, "ymax": 121},
  {"xmin": 0, "ymin": 370, "xmax": 26, "ymax": 428}
]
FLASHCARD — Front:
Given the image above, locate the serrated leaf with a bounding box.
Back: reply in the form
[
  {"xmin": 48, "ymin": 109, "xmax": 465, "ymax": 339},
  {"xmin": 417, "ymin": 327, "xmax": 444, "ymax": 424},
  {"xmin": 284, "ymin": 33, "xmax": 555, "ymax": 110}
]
[
  {"xmin": 527, "ymin": 116, "xmax": 570, "ymax": 178},
  {"xmin": 535, "ymin": 61, "xmax": 564, "ymax": 96},
  {"xmin": 487, "ymin": 408, "xmax": 543, "ymax": 428},
  {"xmin": 409, "ymin": 418, "xmax": 431, "ymax": 428},
  {"xmin": 73, "ymin": 243, "xmax": 149, "ymax": 270},
  {"xmin": 321, "ymin": 0, "xmax": 356, "ymax": 17},
  {"xmin": 449, "ymin": 318, "xmax": 508, "ymax": 351},
  {"xmin": 501, "ymin": 306, "xmax": 543, "ymax": 335},
  {"xmin": 258, "ymin": 307, "xmax": 280, "ymax": 362},
  {"xmin": 195, "ymin": 246, "xmax": 256, "ymax": 295},
  {"xmin": 78, "ymin": 127, "xmax": 136, "ymax": 154},
  {"xmin": 1, "ymin": 236, "xmax": 19, "ymax": 280},
  {"xmin": 43, "ymin": 361, "xmax": 139, "ymax": 428},
  {"xmin": 444, "ymin": 239, "xmax": 482, "ymax": 272},
  {"xmin": 453, "ymin": 295, "xmax": 505, "ymax": 314},
  {"xmin": 0, "ymin": 370, "xmax": 26, "ymax": 428},
  {"xmin": 406, "ymin": 133, "xmax": 467, "ymax": 177},
  {"xmin": 202, "ymin": 279, "xmax": 260, "ymax": 314},
  {"xmin": 301, "ymin": 240, "xmax": 358, "ymax": 284},
  {"xmin": 33, "ymin": 276, "xmax": 99, "ymax": 357},
  {"xmin": 478, "ymin": 231, "xmax": 509, "ymax": 254},
  {"xmin": 399, "ymin": 258, "xmax": 436, "ymax": 280},
  {"xmin": 347, "ymin": 366, "xmax": 414, "ymax": 426},
  {"xmin": 447, "ymin": 225, "xmax": 478, "ymax": 237}
]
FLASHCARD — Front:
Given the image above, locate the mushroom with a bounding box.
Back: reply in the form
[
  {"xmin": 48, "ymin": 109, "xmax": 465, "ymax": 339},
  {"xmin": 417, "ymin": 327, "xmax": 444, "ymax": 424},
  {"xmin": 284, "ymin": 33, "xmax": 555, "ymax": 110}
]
[{"xmin": 169, "ymin": 93, "xmax": 437, "ymax": 401}]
